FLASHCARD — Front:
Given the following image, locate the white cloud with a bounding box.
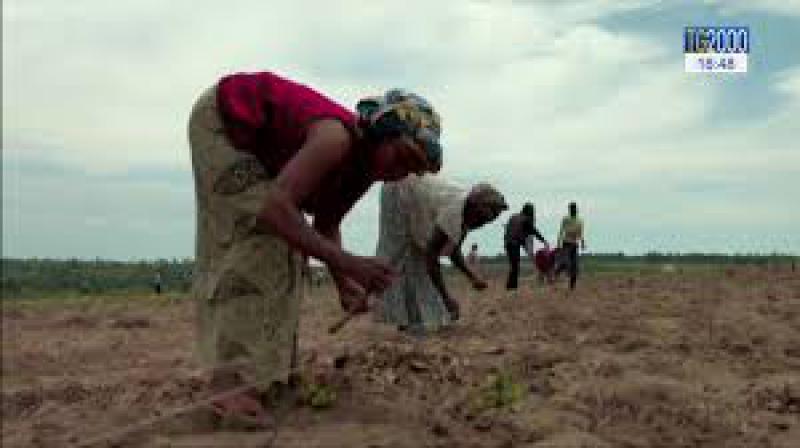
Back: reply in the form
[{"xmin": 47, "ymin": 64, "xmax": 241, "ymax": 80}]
[
  {"xmin": 1, "ymin": 0, "xmax": 669, "ymax": 169},
  {"xmin": 3, "ymin": 0, "xmax": 799, "ymax": 257},
  {"xmin": 707, "ymin": 0, "xmax": 800, "ymax": 17}
]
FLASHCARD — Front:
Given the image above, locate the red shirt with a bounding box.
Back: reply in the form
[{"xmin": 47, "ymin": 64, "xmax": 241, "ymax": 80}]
[
  {"xmin": 216, "ymin": 71, "xmax": 358, "ymax": 177},
  {"xmin": 215, "ymin": 72, "xmax": 370, "ymax": 218}
]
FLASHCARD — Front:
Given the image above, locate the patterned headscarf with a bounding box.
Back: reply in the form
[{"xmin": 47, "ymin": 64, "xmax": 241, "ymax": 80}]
[
  {"xmin": 467, "ymin": 183, "xmax": 508, "ymax": 223},
  {"xmin": 356, "ymin": 89, "xmax": 443, "ymax": 172}
]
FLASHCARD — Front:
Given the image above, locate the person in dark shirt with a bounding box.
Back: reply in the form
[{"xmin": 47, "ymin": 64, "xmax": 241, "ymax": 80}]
[
  {"xmin": 503, "ymin": 202, "xmax": 549, "ymax": 291},
  {"xmin": 153, "ymin": 271, "xmax": 163, "ymax": 295}
]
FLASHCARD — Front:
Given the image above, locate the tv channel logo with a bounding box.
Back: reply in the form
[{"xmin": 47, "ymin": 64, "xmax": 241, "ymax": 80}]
[{"xmin": 684, "ymin": 26, "xmax": 749, "ymax": 73}]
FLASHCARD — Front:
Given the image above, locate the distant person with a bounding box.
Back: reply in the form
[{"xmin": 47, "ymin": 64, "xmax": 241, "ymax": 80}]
[
  {"xmin": 188, "ymin": 71, "xmax": 445, "ymax": 425},
  {"xmin": 555, "ymin": 201, "xmax": 586, "ymax": 290},
  {"xmin": 504, "ymin": 203, "xmax": 549, "ymax": 291},
  {"xmin": 153, "ymin": 271, "xmax": 163, "ymax": 295},
  {"xmin": 466, "ymin": 243, "xmax": 482, "ymax": 279},
  {"xmin": 375, "ymin": 174, "xmax": 507, "ymax": 335}
]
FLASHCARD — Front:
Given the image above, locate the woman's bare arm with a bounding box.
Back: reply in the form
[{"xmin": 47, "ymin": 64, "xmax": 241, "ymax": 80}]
[
  {"xmin": 449, "ymin": 245, "xmax": 477, "ymax": 282},
  {"xmin": 425, "ymin": 229, "xmax": 451, "ymax": 302},
  {"xmin": 257, "ymin": 119, "xmax": 394, "ymax": 291},
  {"xmin": 257, "ymin": 120, "xmax": 350, "ymax": 262}
]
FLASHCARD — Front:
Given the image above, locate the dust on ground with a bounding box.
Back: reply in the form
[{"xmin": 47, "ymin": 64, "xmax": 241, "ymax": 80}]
[{"xmin": 3, "ymin": 267, "xmax": 799, "ymax": 447}]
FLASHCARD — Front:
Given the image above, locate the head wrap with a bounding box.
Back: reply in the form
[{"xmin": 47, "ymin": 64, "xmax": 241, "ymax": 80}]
[
  {"xmin": 467, "ymin": 183, "xmax": 508, "ymax": 222},
  {"xmin": 356, "ymin": 89, "xmax": 443, "ymax": 172}
]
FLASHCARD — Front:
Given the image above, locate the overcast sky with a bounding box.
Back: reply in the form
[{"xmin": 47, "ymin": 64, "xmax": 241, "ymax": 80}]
[{"xmin": 3, "ymin": 0, "xmax": 799, "ymax": 260}]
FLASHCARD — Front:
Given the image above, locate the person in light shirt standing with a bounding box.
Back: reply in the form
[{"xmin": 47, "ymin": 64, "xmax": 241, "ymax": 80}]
[{"xmin": 555, "ymin": 201, "xmax": 586, "ymax": 291}]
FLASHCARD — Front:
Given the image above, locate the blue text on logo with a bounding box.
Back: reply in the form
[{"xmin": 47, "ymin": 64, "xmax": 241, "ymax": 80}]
[{"xmin": 684, "ymin": 26, "xmax": 749, "ymax": 54}]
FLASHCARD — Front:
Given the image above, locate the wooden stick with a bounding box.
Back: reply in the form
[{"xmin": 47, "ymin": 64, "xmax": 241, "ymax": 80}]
[
  {"xmin": 328, "ymin": 292, "xmax": 377, "ymax": 334},
  {"xmin": 70, "ymin": 381, "xmax": 274, "ymax": 447},
  {"xmin": 328, "ymin": 312, "xmax": 355, "ymax": 334}
]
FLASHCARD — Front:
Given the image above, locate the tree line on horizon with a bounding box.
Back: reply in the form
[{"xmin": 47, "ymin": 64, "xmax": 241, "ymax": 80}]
[{"xmin": 1, "ymin": 253, "xmax": 796, "ymax": 299}]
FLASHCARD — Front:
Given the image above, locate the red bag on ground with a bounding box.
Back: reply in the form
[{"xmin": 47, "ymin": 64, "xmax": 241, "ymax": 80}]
[{"xmin": 534, "ymin": 248, "xmax": 556, "ymax": 274}]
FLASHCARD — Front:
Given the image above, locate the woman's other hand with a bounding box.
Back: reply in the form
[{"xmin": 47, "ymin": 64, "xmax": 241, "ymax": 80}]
[
  {"xmin": 471, "ymin": 277, "xmax": 488, "ymax": 291},
  {"xmin": 333, "ymin": 254, "xmax": 397, "ymax": 294}
]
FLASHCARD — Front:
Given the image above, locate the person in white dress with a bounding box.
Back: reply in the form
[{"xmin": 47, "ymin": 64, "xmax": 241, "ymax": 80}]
[{"xmin": 375, "ymin": 174, "xmax": 507, "ymax": 335}]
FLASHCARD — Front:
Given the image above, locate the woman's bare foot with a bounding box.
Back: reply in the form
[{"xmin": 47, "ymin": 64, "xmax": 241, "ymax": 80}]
[
  {"xmin": 208, "ymin": 366, "xmax": 272, "ymax": 429},
  {"xmin": 210, "ymin": 392, "xmax": 273, "ymax": 429}
]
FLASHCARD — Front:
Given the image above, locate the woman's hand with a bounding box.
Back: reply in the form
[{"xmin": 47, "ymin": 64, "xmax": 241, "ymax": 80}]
[
  {"xmin": 335, "ymin": 276, "xmax": 369, "ymax": 314},
  {"xmin": 442, "ymin": 296, "xmax": 461, "ymax": 321},
  {"xmin": 332, "ymin": 253, "xmax": 397, "ymax": 294},
  {"xmin": 339, "ymin": 293, "xmax": 369, "ymax": 314},
  {"xmin": 471, "ymin": 277, "xmax": 488, "ymax": 291}
]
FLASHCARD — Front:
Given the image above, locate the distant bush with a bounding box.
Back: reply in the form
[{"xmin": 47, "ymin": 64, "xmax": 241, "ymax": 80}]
[
  {"xmin": 1, "ymin": 258, "xmax": 193, "ymax": 299},
  {"xmin": 1, "ymin": 253, "xmax": 795, "ymax": 299}
]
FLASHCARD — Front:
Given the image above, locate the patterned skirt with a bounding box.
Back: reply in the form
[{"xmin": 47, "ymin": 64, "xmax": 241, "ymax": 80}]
[
  {"xmin": 374, "ymin": 183, "xmax": 452, "ymax": 334},
  {"xmin": 188, "ymin": 86, "xmax": 302, "ymax": 389}
]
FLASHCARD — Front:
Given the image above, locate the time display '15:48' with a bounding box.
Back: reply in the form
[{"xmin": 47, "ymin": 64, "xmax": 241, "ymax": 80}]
[{"xmin": 697, "ymin": 56, "xmax": 737, "ymax": 71}]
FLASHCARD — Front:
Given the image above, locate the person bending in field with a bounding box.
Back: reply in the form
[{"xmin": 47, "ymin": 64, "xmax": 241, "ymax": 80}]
[
  {"xmin": 504, "ymin": 202, "xmax": 549, "ymax": 292},
  {"xmin": 188, "ymin": 71, "xmax": 445, "ymax": 425},
  {"xmin": 375, "ymin": 174, "xmax": 507, "ymax": 335}
]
